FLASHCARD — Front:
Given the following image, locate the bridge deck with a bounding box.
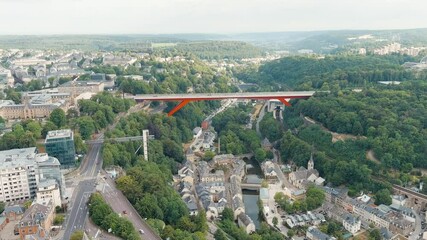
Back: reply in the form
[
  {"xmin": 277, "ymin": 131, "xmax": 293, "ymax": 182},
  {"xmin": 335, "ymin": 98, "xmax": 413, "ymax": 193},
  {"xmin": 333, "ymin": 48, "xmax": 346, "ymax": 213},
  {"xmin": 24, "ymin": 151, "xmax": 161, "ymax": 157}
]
[
  {"xmin": 132, "ymin": 91, "xmax": 315, "ymax": 116},
  {"xmin": 133, "ymin": 91, "xmax": 315, "ymax": 101},
  {"xmin": 393, "ymin": 184, "xmax": 427, "ymax": 200}
]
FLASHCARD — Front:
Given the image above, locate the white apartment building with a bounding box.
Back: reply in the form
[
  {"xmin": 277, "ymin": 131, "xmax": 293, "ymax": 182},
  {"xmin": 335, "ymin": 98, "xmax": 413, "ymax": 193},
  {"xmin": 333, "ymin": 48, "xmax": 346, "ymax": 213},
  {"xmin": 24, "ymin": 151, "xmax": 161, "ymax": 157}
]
[
  {"xmin": 0, "ymin": 147, "xmax": 64, "ymax": 203},
  {"xmin": 343, "ymin": 214, "xmax": 361, "ymax": 235},
  {"xmin": 36, "ymin": 179, "xmax": 61, "ymax": 208},
  {"xmin": 0, "ymin": 148, "xmax": 39, "ymax": 202}
]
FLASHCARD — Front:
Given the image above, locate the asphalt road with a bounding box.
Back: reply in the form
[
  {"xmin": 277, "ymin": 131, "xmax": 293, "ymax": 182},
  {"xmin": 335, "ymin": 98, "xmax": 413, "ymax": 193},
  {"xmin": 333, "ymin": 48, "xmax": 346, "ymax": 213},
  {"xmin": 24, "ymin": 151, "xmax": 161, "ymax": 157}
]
[
  {"xmin": 409, "ymin": 210, "xmax": 422, "ymax": 240},
  {"xmin": 63, "ymin": 143, "xmax": 103, "ymax": 240},
  {"xmin": 101, "ymin": 176, "xmax": 161, "ymax": 240}
]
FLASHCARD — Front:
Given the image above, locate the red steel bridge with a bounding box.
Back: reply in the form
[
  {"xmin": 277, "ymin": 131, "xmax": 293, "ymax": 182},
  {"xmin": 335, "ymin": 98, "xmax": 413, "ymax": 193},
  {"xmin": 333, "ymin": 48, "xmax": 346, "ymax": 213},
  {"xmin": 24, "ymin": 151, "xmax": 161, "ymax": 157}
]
[{"xmin": 132, "ymin": 91, "xmax": 316, "ymax": 116}]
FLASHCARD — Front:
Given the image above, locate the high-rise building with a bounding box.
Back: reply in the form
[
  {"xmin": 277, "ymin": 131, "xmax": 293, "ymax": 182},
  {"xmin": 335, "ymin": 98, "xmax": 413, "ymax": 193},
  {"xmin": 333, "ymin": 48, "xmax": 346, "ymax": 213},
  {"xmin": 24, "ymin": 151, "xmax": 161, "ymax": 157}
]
[
  {"xmin": 0, "ymin": 148, "xmax": 65, "ymax": 203},
  {"xmin": 0, "ymin": 148, "xmax": 39, "ymax": 202},
  {"xmin": 45, "ymin": 129, "xmax": 76, "ymax": 168}
]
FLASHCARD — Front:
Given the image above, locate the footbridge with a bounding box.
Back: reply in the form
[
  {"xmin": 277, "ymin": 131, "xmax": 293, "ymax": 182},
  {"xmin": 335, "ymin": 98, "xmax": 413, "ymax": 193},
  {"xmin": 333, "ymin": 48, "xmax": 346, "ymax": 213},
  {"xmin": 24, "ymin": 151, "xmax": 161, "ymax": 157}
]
[
  {"xmin": 393, "ymin": 184, "xmax": 427, "ymax": 211},
  {"xmin": 132, "ymin": 91, "xmax": 315, "ymax": 116},
  {"xmin": 85, "ymin": 136, "xmax": 143, "ymax": 144},
  {"xmin": 241, "ymin": 183, "xmax": 262, "ymax": 191}
]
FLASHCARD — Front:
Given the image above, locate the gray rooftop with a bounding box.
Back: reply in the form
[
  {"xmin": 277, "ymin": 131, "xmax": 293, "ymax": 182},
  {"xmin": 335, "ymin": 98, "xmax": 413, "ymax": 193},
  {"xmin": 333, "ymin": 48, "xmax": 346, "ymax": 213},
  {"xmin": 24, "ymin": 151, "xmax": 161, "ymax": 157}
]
[
  {"xmin": 0, "ymin": 148, "xmax": 60, "ymax": 170},
  {"xmin": 37, "ymin": 179, "xmax": 58, "ymax": 190},
  {"xmin": 0, "ymin": 147, "xmax": 37, "ymax": 169},
  {"xmin": 45, "ymin": 129, "xmax": 73, "ymax": 142}
]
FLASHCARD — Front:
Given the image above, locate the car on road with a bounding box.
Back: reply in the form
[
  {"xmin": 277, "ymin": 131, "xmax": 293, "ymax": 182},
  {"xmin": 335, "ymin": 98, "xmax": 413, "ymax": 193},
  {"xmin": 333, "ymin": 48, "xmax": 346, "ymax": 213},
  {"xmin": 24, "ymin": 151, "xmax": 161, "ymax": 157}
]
[{"xmin": 139, "ymin": 229, "xmax": 145, "ymax": 234}]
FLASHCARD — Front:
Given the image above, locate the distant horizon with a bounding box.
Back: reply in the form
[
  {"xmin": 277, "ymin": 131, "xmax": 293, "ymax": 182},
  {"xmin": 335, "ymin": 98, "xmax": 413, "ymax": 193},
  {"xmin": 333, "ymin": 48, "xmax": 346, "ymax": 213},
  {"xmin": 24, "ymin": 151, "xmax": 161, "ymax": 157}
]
[{"xmin": 0, "ymin": 27, "xmax": 426, "ymax": 37}]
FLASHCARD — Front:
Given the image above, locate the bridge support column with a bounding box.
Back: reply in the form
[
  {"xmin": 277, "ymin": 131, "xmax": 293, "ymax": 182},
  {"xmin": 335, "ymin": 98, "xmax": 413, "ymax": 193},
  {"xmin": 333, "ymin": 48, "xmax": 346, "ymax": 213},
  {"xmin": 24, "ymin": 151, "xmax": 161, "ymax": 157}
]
[
  {"xmin": 277, "ymin": 98, "xmax": 291, "ymax": 107},
  {"xmin": 168, "ymin": 99, "xmax": 192, "ymax": 116}
]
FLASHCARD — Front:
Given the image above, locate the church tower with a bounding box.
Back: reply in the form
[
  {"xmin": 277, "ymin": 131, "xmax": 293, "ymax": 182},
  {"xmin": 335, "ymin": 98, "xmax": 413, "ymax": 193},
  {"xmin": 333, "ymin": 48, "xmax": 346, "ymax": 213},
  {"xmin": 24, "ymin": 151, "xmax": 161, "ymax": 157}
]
[{"xmin": 308, "ymin": 153, "xmax": 314, "ymax": 170}]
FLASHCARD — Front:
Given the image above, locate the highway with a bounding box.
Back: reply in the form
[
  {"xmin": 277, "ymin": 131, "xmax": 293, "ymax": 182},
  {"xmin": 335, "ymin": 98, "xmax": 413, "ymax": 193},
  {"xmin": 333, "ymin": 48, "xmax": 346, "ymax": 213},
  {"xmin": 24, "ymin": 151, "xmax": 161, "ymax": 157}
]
[
  {"xmin": 63, "ymin": 103, "xmax": 161, "ymax": 240},
  {"xmin": 63, "ymin": 143, "xmax": 103, "ymax": 240}
]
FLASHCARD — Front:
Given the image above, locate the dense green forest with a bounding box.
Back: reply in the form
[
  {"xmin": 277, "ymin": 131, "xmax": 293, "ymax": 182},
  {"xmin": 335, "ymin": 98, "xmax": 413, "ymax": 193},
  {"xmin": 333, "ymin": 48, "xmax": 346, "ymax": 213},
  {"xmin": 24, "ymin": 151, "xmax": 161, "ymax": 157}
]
[
  {"xmin": 235, "ymin": 55, "xmax": 427, "ymax": 90},
  {"xmin": 157, "ymin": 41, "xmax": 264, "ymax": 60},
  {"xmin": 101, "ymin": 105, "xmax": 210, "ymax": 239},
  {"xmin": 252, "ymin": 54, "xmax": 427, "ymax": 195},
  {"xmin": 211, "ymin": 104, "xmax": 266, "ymax": 158}
]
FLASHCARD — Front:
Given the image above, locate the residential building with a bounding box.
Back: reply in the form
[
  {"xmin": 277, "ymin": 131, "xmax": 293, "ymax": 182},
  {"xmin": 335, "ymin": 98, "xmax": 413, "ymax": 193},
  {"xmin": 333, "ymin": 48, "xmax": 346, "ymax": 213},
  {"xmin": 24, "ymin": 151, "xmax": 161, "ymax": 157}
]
[
  {"xmin": 2, "ymin": 205, "xmax": 25, "ymax": 220},
  {"xmin": 380, "ymin": 227, "xmax": 396, "ymax": 240},
  {"xmin": 193, "ymin": 127, "xmax": 202, "ymax": 139},
  {"xmin": 212, "ymin": 154, "xmax": 236, "ymax": 166},
  {"xmin": 35, "ymin": 179, "xmax": 62, "ymax": 208},
  {"xmin": 350, "ymin": 199, "xmax": 390, "ymax": 229},
  {"xmin": 343, "ymin": 214, "xmax": 361, "ymax": 235},
  {"xmin": 0, "ymin": 148, "xmax": 39, "ymax": 202},
  {"xmin": 102, "ymin": 54, "xmax": 137, "ymax": 66},
  {"xmin": 0, "ymin": 148, "xmax": 64, "ymax": 203},
  {"xmin": 232, "ymin": 195, "xmax": 245, "ymax": 219},
  {"xmin": 307, "ymin": 226, "xmax": 336, "ymax": 240},
  {"xmin": 0, "ymin": 68, "xmax": 14, "ymax": 89},
  {"xmin": 0, "ymin": 92, "xmax": 69, "ymax": 120},
  {"xmin": 286, "ymin": 213, "xmax": 325, "ymax": 228},
  {"xmin": 183, "ymin": 195, "xmax": 198, "ymax": 216},
  {"xmin": 237, "ymin": 212, "xmax": 255, "ymax": 234},
  {"xmin": 389, "ymin": 218, "xmax": 413, "ymax": 236},
  {"xmin": 391, "ymin": 195, "xmax": 406, "ymax": 206},
  {"xmin": 261, "ymin": 161, "xmax": 277, "ymax": 179},
  {"xmin": 45, "ymin": 129, "xmax": 76, "ymax": 168},
  {"xmin": 58, "ymin": 81, "xmax": 104, "ymax": 98},
  {"xmin": 18, "ymin": 201, "xmax": 55, "ymax": 240},
  {"xmin": 199, "ymin": 164, "xmax": 224, "ymax": 183}
]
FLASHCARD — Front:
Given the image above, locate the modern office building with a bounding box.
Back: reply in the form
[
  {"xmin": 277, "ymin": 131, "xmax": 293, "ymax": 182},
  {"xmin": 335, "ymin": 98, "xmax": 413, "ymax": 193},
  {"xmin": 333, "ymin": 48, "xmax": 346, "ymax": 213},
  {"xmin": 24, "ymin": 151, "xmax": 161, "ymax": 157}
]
[{"xmin": 44, "ymin": 129, "xmax": 76, "ymax": 168}]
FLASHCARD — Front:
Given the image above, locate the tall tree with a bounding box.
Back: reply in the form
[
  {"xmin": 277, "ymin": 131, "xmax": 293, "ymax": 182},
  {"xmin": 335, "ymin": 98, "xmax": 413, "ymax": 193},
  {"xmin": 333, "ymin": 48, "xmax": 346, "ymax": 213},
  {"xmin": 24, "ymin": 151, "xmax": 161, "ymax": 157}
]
[{"xmin": 49, "ymin": 108, "xmax": 67, "ymax": 128}]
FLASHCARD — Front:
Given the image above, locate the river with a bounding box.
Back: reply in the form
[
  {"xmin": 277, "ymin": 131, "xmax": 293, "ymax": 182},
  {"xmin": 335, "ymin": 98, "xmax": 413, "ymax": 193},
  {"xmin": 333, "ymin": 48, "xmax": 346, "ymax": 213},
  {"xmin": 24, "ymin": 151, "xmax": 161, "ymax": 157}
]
[{"xmin": 242, "ymin": 157, "xmax": 263, "ymax": 229}]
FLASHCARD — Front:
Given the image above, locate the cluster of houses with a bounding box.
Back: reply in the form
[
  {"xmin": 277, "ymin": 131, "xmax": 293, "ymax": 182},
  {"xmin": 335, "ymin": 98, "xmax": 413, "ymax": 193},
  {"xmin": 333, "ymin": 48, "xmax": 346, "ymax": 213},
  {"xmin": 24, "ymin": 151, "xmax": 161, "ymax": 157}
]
[
  {"xmin": 306, "ymin": 226, "xmax": 337, "ymax": 240},
  {"xmin": 285, "ymin": 212, "xmax": 326, "ymax": 228},
  {"xmin": 0, "ymin": 201, "xmax": 56, "ymax": 240},
  {"xmin": 324, "ymin": 186, "xmax": 416, "ymax": 237},
  {"xmin": 196, "ymin": 160, "xmax": 227, "ymax": 219},
  {"xmin": 177, "ymin": 154, "xmax": 256, "ymax": 234},
  {"xmin": 191, "ymin": 128, "xmax": 216, "ymax": 153},
  {"xmin": 215, "ymin": 155, "xmax": 256, "ymax": 234},
  {"xmin": 176, "ymin": 162, "xmax": 199, "ymax": 216}
]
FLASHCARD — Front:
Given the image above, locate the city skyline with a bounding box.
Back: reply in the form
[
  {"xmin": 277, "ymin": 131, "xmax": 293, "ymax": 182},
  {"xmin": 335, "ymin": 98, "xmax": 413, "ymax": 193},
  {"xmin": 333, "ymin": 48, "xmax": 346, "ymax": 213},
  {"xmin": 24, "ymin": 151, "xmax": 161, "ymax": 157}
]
[{"xmin": 0, "ymin": 0, "xmax": 426, "ymax": 35}]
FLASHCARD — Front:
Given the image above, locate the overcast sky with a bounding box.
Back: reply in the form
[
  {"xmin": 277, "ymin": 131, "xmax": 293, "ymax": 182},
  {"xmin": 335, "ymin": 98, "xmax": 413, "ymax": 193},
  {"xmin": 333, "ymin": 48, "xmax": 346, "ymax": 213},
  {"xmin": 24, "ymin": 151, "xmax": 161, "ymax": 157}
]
[{"xmin": 0, "ymin": 0, "xmax": 426, "ymax": 35}]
